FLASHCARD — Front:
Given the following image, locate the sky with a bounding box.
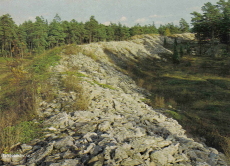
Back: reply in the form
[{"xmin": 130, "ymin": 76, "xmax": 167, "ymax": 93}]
[{"xmin": 0, "ymin": 0, "xmax": 220, "ymax": 27}]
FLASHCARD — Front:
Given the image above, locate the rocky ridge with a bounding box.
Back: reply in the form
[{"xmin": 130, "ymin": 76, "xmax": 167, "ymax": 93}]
[{"xmin": 0, "ymin": 34, "xmax": 227, "ymax": 166}]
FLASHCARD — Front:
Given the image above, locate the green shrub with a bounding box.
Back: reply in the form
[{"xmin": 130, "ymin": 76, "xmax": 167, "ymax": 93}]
[{"xmin": 0, "ymin": 121, "xmax": 41, "ymax": 154}]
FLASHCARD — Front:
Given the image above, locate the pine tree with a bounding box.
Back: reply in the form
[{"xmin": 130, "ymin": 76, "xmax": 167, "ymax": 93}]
[
  {"xmin": 179, "ymin": 45, "xmax": 184, "ymax": 57},
  {"xmin": 95, "ymin": 24, "xmax": 107, "ymax": 42},
  {"xmin": 179, "ymin": 18, "xmax": 190, "ymax": 33},
  {"xmin": 172, "ymin": 43, "xmax": 180, "ymax": 64},
  {"xmin": 48, "ymin": 14, "xmax": 66, "ymax": 48},
  {"xmin": 164, "ymin": 28, "xmax": 171, "ymax": 36},
  {"xmin": 0, "ymin": 14, "xmax": 18, "ymax": 57},
  {"xmin": 32, "ymin": 16, "xmax": 48, "ymax": 53},
  {"xmin": 163, "ymin": 37, "xmax": 167, "ymax": 46},
  {"xmin": 186, "ymin": 42, "xmax": 191, "ymax": 55},
  {"xmin": 106, "ymin": 25, "xmax": 115, "ymax": 41},
  {"xmin": 15, "ymin": 26, "xmax": 27, "ymax": 58},
  {"xmin": 85, "ymin": 16, "xmax": 99, "ymax": 43},
  {"xmin": 174, "ymin": 38, "xmax": 178, "ymax": 46}
]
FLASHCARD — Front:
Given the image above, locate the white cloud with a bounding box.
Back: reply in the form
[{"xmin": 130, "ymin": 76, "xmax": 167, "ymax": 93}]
[
  {"xmin": 149, "ymin": 14, "xmax": 173, "ymax": 18},
  {"xmin": 135, "ymin": 18, "xmax": 147, "ymax": 23},
  {"xmin": 120, "ymin": 16, "xmax": 127, "ymax": 22},
  {"xmin": 103, "ymin": 21, "xmax": 111, "ymax": 26},
  {"xmin": 149, "ymin": 14, "xmax": 162, "ymax": 18}
]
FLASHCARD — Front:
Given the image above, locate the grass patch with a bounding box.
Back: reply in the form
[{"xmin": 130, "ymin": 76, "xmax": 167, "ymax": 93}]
[
  {"xmin": 62, "ymin": 71, "xmax": 87, "ymax": 77},
  {"xmin": 82, "ymin": 49, "xmax": 98, "ymax": 61},
  {"xmin": 166, "ymin": 110, "xmax": 183, "ymax": 120},
  {"xmin": 0, "ymin": 121, "xmax": 41, "ymax": 154},
  {"xmin": 62, "ymin": 73, "xmax": 90, "ymax": 111},
  {"xmin": 207, "ymin": 79, "xmax": 230, "ymax": 89},
  {"xmin": 31, "ymin": 47, "xmax": 62, "ymax": 75},
  {"xmin": 222, "ymin": 136, "xmax": 230, "ymax": 164},
  {"xmin": 63, "ymin": 45, "xmax": 81, "ymax": 55},
  {"xmin": 63, "ymin": 44, "xmax": 99, "ymax": 61},
  {"xmin": 140, "ymin": 98, "xmax": 151, "ymax": 105},
  {"xmin": 152, "ymin": 95, "xmax": 165, "ymax": 108},
  {"xmin": 93, "ymin": 80, "xmax": 115, "ymax": 90}
]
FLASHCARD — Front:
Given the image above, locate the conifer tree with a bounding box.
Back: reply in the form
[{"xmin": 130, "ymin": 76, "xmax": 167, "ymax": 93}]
[
  {"xmin": 48, "ymin": 14, "xmax": 66, "ymax": 47},
  {"xmin": 32, "ymin": 16, "xmax": 48, "ymax": 52},
  {"xmin": 179, "ymin": 45, "xmax": 184, "ymax": 57},
  {"xmin": 85, "ymin": 16, "xmax": 99, "ymax": 43},
  {"xmin": 164, "ymin": 28, "xmax": 171, "ymax": 36},
  {"xmin": 172, "ymin": 42, "xmax": 180, "ymax": 64},
  {"xmin": 186, "ymin": 42, "xmax": 191, "ymax": 55},
  {"xmin": 163, "ymin": 37, "xmax": 167, "ymax": 46},
  {"xmin": 179, "ymin": 18, "xmax": 190, "ymax": 33},
  {"xmin": 174, "ymin": 38, "xmax": 178, "ymax": 46},
  {"xmin": 106, "ymin": 25, "xmax": 115, "ymax": 41},
  {"xmin": 0, "ymin": 14, "xmax": 17, "ymax": 57}
]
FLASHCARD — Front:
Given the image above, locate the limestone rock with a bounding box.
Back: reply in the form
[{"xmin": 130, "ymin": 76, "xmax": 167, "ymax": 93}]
[
  {"xmin": 5, "ymin": 34, "xmax": 227, "ymax": 166},
  {"xmin": 43, "ymin": 112, "xmax": 69, "ymax": 128},
  {"xmin": 27, "ymin": 142, "xmax": 54, "ymax": 164},
  {"xmin": 54, "ymin": 136, "xmax": 74, "ymax": 151}
]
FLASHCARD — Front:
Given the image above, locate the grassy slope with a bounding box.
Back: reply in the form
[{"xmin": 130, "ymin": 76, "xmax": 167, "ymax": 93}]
[{"xmin": 0, "ymin": 47, "xmax": 62, "ymax": 153}]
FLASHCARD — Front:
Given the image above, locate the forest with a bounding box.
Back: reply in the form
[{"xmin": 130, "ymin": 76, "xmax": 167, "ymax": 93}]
[
  {"xmin": 191, "ymin": 0, "xmax": 230, "ymax": 45},
  {"xmin": 1, "ymin": 0, "xmax": 230, "ymax": 59},
  {"xmin": 0, "ymin": 14, "xmax": 189, "ymax": 58}
]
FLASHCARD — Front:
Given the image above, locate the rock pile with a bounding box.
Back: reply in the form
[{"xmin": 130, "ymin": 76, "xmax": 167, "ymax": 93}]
[{"xmin": 0, "ymin": 34, "xmax": 227, "ymax": 166}]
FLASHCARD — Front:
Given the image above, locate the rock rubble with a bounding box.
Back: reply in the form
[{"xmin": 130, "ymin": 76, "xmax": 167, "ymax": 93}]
[{"xmin": 0, "ymin": 34, "xmax": 227, "ymax": 166}]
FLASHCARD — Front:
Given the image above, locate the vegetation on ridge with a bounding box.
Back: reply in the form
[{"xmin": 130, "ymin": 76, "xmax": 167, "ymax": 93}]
[{"xmin": 0, "ymin": 13, "xmax": 190, "ymax": 59}]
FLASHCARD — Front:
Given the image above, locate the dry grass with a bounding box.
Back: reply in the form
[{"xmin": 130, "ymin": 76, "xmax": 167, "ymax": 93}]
[
  {"xmin": 62, "ymin": 74, "xmax": 90, "ymax": 110},
  {"xmin": 82, "ymin": 49, "xmax": 98, "ymax": 61},
  {"xmin": 153, "ymin": 95, "xmax": 165, "ymax": 108},
  {"xmin": 222, "ymin": 136, "xmax": 230, "ymax": 164},
  {"xmin": 168, "ymin": 98, "xmax": 177, "ymax": 108},
  {"xmin": 37, "ymin": 82, "xmax": 57, "ymax": 102},
  {"xmin": 63, "ymin": 45, "xmax": 99, "ymax": 61},
  {"xmin": 0, "ymin": 109, "xmax": 18, "ymax": 153},
  {"xmin": 63, "ymin": 45, "xmax": 81, "ymax": 55},
  {"xmin": 137, "ymin": 78, "xmax": 145, "ymax": 87}
]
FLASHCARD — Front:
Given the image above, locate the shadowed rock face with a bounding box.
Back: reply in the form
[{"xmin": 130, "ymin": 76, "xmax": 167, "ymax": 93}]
[{"xmin": 0, "ymin": 34, "xmax": 227, "ymax": 166}]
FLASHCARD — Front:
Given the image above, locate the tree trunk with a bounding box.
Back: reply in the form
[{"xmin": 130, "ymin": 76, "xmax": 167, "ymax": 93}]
[{"xmin": 9, "ymin": 41, "xmax": 12, "ymax": 58}]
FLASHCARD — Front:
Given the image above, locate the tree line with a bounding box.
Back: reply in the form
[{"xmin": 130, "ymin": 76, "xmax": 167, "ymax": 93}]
[
  {"xmin": 191, "ymin": 0, "xmax": 230, "ymax": 45},
  {"xmin": 0, "ymin": 14, "xmax": 191, "ymax": 58}
]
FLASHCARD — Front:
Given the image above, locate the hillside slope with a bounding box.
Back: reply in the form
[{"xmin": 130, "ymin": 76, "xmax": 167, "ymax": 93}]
[{"xmin": 0, "ymin": 34, "xmax": 227, "ymax": 166}]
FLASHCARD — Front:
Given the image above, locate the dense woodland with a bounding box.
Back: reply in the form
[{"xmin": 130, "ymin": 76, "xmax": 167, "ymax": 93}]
[
  {"xmin": 191, "ymin": 0, "xmax": 230, "ymax": 45},
  {"xmin": 2, "ymin": 0, "xmax": 230, "ymax": 58},
  {"xmin": 0, "ymin": 14, "xmax": 190, "ymax": 58}
]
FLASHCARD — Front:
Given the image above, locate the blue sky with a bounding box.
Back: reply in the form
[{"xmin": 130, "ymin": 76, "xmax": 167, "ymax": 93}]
[{"xmin": 0, "ymin": 0, "xmax": 220, "ymax": 27}]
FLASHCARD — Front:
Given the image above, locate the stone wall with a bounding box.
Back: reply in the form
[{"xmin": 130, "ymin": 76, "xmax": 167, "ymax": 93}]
[{"xmin": 0, "ymin": 34, "xmax": 227, "ymax": 166}]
